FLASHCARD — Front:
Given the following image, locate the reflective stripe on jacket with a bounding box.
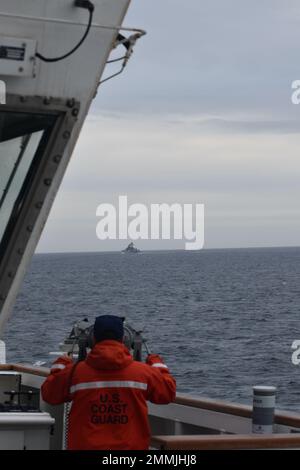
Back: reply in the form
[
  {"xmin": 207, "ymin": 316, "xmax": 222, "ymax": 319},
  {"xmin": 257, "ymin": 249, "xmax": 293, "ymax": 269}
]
[{"xmin": 41, "ymin": 340, "xmax": 176, "ymax": 450}]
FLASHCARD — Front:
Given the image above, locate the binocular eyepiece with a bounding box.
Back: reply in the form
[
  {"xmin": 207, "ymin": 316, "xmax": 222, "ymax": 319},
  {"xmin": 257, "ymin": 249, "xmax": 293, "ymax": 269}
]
[{"xmin": 60, "ymin": 318, "xmax": 150, "ymax": 362}]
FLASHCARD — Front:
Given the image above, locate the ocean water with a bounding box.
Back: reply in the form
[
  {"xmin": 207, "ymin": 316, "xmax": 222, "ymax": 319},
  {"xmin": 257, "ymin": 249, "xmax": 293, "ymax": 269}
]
[{"xmin": 3, "ymin": 247, "xmax": 300, "ymax": 411}]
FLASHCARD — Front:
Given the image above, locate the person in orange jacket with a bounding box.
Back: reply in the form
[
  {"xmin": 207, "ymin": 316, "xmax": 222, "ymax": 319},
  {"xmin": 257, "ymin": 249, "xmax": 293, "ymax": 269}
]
[{"xmin": 41, "ymin": 315, "xmax": 176, "ymax": 450}]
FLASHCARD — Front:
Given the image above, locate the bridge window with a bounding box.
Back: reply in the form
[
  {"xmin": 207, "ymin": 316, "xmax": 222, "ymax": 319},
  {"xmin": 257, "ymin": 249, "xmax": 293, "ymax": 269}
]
[{"xmin": 0, "ymin": 111, "xmax": 56, "ymax": 246}]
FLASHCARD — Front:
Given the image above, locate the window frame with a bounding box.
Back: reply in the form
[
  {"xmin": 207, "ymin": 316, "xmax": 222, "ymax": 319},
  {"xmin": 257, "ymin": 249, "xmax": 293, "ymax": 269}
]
[
  {"xmin": 0, "ymin": 94, "xmax": 80, "ymax": 317},
  {"xmin": 0, "ymin": 112, "xmax": 58, "ymax": 244}
]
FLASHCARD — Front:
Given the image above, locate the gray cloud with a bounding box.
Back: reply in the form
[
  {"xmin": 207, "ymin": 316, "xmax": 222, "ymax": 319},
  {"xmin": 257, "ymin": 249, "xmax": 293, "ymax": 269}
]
[
  {"xmin": 167, "ymin": 117, "xmax": 300, "ymax": 134},
  {"xmin": 94, "ymin": 0, "xmax": 300, "ymax": 117}
]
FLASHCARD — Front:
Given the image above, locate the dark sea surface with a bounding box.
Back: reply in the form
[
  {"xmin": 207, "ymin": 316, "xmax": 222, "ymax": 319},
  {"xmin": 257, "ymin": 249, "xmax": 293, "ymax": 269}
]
[{"xmin": 3, "ymin": 247, "xmax": 300, "ymax": 411}]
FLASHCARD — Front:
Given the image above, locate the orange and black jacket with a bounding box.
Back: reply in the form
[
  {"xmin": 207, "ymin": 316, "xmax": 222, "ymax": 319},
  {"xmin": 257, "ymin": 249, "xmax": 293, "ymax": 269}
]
[{"xmin": 41, "ymin": 340, "xmax": 176, "ymax": 450}]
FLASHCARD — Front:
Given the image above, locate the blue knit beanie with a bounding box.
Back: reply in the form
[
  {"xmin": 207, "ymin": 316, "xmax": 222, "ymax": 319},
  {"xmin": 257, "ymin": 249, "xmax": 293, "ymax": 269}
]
[{"xmin": 93, "ymin": 315, "xmax": 124, "ymax": 342}]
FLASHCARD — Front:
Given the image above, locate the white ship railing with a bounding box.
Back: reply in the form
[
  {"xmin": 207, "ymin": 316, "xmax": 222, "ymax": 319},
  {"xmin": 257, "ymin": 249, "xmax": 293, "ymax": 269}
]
[{"xmin": 1, "ymin": 364, "xmax": 300, "ymax": 450}]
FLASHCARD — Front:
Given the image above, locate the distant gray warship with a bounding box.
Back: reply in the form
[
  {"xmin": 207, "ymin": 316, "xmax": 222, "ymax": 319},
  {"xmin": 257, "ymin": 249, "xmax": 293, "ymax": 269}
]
[{"xmin": 122, "ymin": 242, "xmax": 141, "ymax": 253}]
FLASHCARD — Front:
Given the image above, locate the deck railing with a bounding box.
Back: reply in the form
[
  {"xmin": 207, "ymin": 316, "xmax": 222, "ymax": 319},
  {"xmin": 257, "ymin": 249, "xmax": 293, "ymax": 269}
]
[{"xmin": 2, "ymin": 364, "xmax": 300, "ymax": 450}]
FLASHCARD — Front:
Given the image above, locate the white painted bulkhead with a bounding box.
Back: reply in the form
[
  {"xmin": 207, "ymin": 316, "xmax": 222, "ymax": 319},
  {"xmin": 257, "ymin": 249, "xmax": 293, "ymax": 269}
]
[{"xmin": 0, "ymin": 0, "xmax": 136, "ymax": 333}]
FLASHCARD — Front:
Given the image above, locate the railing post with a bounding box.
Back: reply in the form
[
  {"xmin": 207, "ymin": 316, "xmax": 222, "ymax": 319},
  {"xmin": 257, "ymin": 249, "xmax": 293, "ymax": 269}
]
[{"xmin": 252, "ymin": 386, "xmax": 276, "ymax": 434}]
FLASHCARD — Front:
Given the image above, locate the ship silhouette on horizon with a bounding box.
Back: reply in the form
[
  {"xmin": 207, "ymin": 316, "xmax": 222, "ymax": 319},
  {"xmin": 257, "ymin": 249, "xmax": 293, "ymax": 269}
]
[{"xmin": 122, "ymin": 242, "xmax": 141, "ymax": 253}]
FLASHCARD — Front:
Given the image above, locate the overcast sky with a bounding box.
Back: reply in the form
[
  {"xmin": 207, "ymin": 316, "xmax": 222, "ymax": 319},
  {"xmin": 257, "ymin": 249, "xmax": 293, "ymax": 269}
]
[{"xmin": 37, "ymin": 0, "xmax": 300, "ymax": 253}]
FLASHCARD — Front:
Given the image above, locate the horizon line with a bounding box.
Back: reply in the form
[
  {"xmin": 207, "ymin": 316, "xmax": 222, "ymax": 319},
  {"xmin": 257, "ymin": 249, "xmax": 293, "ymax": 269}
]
[{"xmin": 35, "ymin": 244, "xmax": 300, "ymax": 256}]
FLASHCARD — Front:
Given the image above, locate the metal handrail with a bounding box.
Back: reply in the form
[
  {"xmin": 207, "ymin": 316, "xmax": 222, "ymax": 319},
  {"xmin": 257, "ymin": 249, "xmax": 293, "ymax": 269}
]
[
  {"xmin": 2, "ymin": 364, "xmax": 300, "ymax": 429},
  {"xmin": 151, "ymin": 433, "xmax": 300, "ymax": 450}
]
